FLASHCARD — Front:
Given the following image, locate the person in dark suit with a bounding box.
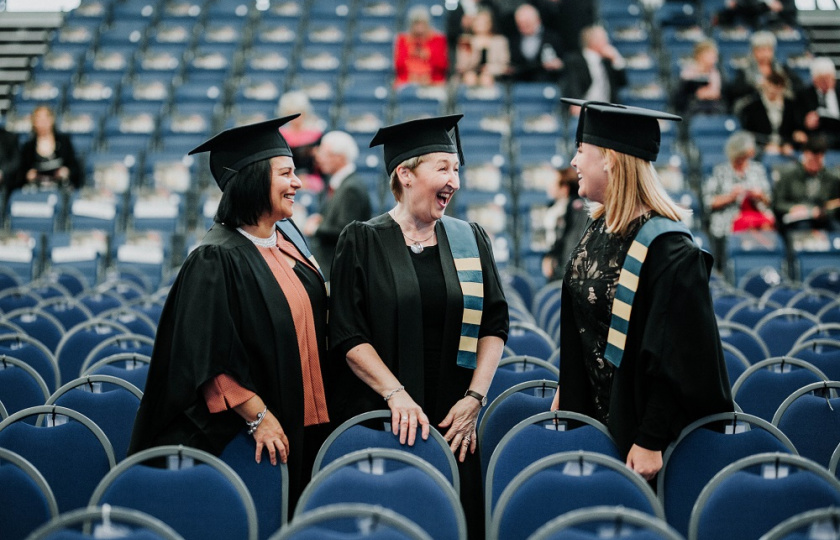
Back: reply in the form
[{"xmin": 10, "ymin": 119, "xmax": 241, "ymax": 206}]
[
  {"xmin": 562, "ymin": 25, "xmax": 627, "ymax": 110},
  {"xmin": 16, "ymin": 105, "xmax": 84, "ymax": 191},
  {"xmin": 797, "ymin": 57, "xmax": 840, "ymax": 150},
  {"xmin": 0, "ymin": 125, "xmax": 19, "ymax": 194},
  {"xmin": 505, "ymin": 3, "xmax": 564, "ymax": 82},
  {"xmin": 737, "ymin": 70, "xmax": 806, "ymax": 156},
  {"xmin": 305, "ymin": 131, "xmax": 373, "ymax": 279}
]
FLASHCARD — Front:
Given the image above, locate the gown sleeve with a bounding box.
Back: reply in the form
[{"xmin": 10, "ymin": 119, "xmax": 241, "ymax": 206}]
[
  {"xmin": 329, "ymin": 223, "xmax": 374, "ymax": 358},
  {"xmin": 633, "ymin": 234, "xmax": 734, "ymax": 451}
]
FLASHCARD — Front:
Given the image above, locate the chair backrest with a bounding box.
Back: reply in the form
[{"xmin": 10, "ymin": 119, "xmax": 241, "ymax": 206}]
[
  {"xmin": 45, "ymin": 374, "xmax": 143, "ymax": 462},
  {"xmin": 721, "ymin": 341, "xmax": 751, "ymax": 387},
  {"xmin": 270, "ymin": 503, "xmax": 432, "ymax": 540},
  {"xmin": 656, "ymin": 412, "xmax": 797, "ymax": 537},
  {"xmin": 0, "ymin": 447, "xmax": 59, "ymax": 540},
  {"xmin": 312, "ymin": 410, "xmax": 459, "ymax": 492},
  {"xmin": 478, "ymin": 380, "xmax": 558, "ymax": 478},
  {"xmin": 89, "ymin": 445, "xmax": 258, "ymax": 540},
  {"xmin": 787, "ymin": 289, "xmax": 837, "ymax": 316},
  {"xmin": 0, "ymin": 405, "xmax": 116, "ymax": 513},
  {"xmin": 54, "ymin": 320, "xmax": 131, "ymax": 384},
  {"xmin": 0, "ymin": 331, "xmax": 61, "ymax": 392},
  {"xmin": 787, "ymin": 338, "xmax": 840, "ymax": 382},
  {"xmin": 2, "ymin": 307, "xmax": 66, "ymax": 352},
  {"xmin": 82, "ymin": 353, "xmax": 151, "ymax": 391},
  {"xmin": 0, "ymin": 354, "xmax": 51, "ymax": 417},
  {"xmin": 532, "ymin": 281, "xmax": 562, "ymax": 330},
  {"xmin": 717, "ymin": 321, "xmax": 771, "ymax": 364},
  {"xmin": 481, "ymin": 356, "xmax": 559, "ymax": 425},
  {"xmin": 297, "ymin": 448, "xmax": 466, "ymax": 540},
  {"xmin": 732, "ymin": 356, "xmax": 828, "ymax": 421},
  {"xmin": 36, "ymin": 297, "xmax": 95, "ymax": 334},
  {"xmin": 80, "ymin": 332, "xmax": 155, "ymax": 374},
  {"xmin": 754, "ymin": 308, "xmax": 821, "ymax": 358},
  {"xmin": 219, "ymin": 431, "xmax": 289, "ymax": 540},
  {"xmin": 688, "ymin": 452, "xmax": 840, "ymax": 540},
  {"xmin": 505, "ymin": 321, "xmax": 557, "ymax": 360},
  {"xmin": 772, "ymin": 381, "xmax": 840, "ymax": 469},
  {"xmin": 27, "ymin": 506, "xmax": 186, "ymax": 540},
  {"xmin": 97, "ymin": 306, "xmax": 157, "ymax": 339},
  {"xmin": 489, "ymin": 450, "xmax": 664, "ymax": 540},
  {"xmin": 724, "ymin": 298, "xmax": 783, "ymax": 329},
  {"xmin": 805, "ymin": 268, "xmax": 840, "ymax": 295},
  {"xmin": 529, "ymin": 506, "xmax": 684, "ymax": 540},
  {"xmin": 792, "ymin": 323, "xmax": 840, "ymax": 348},
  {"xmin": 485, "ymin": 411, "xmax": 619, "ymax": 530},
  {"xmin": 75, "ymin": 290, "xmax": 126, "ymax": 316},
  {"xmin": 0, "ymin": 287, "xmax": 43, "ymax": 313},
  {"xmin": 760, "ymin": 507, "xmax": 840, "ymax": 540},
  {"xmin": 818, "ymin": 298, "xmax": 840, "ymax": 324}
]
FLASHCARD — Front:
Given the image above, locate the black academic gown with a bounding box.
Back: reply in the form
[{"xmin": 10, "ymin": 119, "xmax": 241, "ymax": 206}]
[
  {"xmin": 557, "ymin": 230, "xmax": 734, "ymax": 458},
  {"xmin": 128, "ymin": 221, "xmax": 330, "ymax": 506},
  {"xmin": 329, "ymin": 213, "xmax": 509, "ymax": 424},
  {"xmin": 312, "ymin": 172, "xmax": 372, "ymax": 280}
]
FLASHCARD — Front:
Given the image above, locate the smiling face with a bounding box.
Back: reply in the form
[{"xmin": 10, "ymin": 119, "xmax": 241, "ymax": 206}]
[
  {"xmin": 570, "ymin": 143, "xmax": 609, "ymax": 204},
  {"xmin": 267, "ymin": 155, "xmax": 301, "ymax": 221},
  {"xmin": 400, "ymin": 152, "xmax": 460, "ymax": 223}
]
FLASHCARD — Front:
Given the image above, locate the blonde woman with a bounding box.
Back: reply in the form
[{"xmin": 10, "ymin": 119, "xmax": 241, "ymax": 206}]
[{"xmin": 551, "ymin": 99, "xmax": 734, "ymax": 481}]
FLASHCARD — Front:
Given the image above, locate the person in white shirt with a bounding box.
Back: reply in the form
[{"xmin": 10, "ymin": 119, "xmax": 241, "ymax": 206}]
[
  {"xmin": 798, "ymin": 57, "xmax": 840, "ymax": 149},
  {"xmin": 563, "ymin": 25, "xmax": 627, "ymax": 115}
]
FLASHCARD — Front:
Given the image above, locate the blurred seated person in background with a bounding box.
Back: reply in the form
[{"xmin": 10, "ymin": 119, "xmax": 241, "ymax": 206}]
[
  {"xmin": 715, "ymin": 0, "xmax": 798, "ymax": 29},
  {"xmin": 542, "ymin": 166, "xmax": 587, "ymax": 281},
  {"xmin": 772, "ymin": 135, "xmax": 840, "ymax": 232},
  {"xmin": 505, "ymin": 3, "xmax": 563, "ymax": 83},
  {"xmin": 17, "ymin": 104, "xmax": 84, "ymax": 191},
  {"xmin": 394, "ymin": 5, "xmax": 449, "ymax": 87},
  {"xmin": 737, "ymin": 70, "xmax": 806, "ymax": 156},
  {"xmin": 725, "ymin": 30, "xmax": 803, "ymax": 109},
  {"xmin": 702, "ymin": 131, "xmax": 773, "ymax": 267},
  {"xmin": 445, "ymin": 0, "xmax": 499, "ymax": 65},
  {"xmin": 797, "ymin": 57, "xmax": 840, "ymax": 150},
  {"xmin": 563, "ymin": 25, "xmax": 627, "ymax": 115},
  {"xmin": 533, "ymin": 0, "xmax": 596, "ymax": 54},
  {"xmin": 0, "ymin": 122, "xmax": 19, "ymax": 194},
  {"xmin": 454, "ymin": 7, "xmax": 510, "ymax": 87},
  {"xmin": 277, "ymin": 91, "xmax": 325, "ymax": 191},
  {"xmin": 304, "ymin": 131, "xmax": 372, "ymax": 280},
  {"xmin": 674, "ymin": 40, "xmax": 726, "ymax": 116}
]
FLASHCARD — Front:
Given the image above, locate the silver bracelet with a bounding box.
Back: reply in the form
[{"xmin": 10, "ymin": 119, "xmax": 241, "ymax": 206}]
[
  {"xmin": 246, "ymin": 406, "xmax": 267, "ymax": 435},
  {"xmin": 383, "ymin": 385, "xmax": 405, "ymax": 402}
]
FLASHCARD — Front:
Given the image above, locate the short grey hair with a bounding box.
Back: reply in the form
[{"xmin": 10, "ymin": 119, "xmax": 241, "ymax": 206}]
[
  {"xmin": 811, "ymin": 57, "xmax": 837, "ymax": 79},
  {"xmin": 320, "ymin": 131, "xmax": 359, "ymax": 164},
  {"xmin": 725, "ymin": 131, "xmax": 756, "ymax": 162},
  {"xmin": 407, "ymin": 5, "xmax": 430, "ymax": 26},
  {"xmin": 750, "ymin": 31, "xmax": 777, "ymax": 50},
  {"xmin": 277, "ymin": 90, "xmax": 312, "ymax": 117}
]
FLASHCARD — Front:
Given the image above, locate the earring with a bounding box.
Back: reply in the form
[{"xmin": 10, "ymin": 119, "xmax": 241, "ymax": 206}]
[{"xmin": 406, "ymin": 183, "xmax": 411, "ymax": 188}]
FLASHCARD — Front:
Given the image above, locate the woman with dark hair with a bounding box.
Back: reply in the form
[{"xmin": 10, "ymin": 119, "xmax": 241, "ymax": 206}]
[
  {"xmin": 129, "ymin": 116, "xmax": 333, "ymax": 511},
  {"xmin": 17, "ymin": 104, "xmax": 84, "ymax": 190}
]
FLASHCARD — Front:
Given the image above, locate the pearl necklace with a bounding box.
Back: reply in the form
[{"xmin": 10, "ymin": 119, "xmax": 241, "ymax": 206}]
[{"xmin": 237, "ymin": 227, "xmax": 277, "ymax": 248}]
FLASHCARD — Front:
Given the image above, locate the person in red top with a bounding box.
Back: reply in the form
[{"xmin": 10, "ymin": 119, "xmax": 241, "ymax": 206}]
[{"xmin": 395, "ymin": 5, "xmax": 449, "ymax": 87}]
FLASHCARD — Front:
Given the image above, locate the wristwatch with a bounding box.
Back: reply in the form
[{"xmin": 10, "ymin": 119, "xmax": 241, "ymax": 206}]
[{"xmin": 464, "ymin": 389, "xmax": 487, "ymax": 407}]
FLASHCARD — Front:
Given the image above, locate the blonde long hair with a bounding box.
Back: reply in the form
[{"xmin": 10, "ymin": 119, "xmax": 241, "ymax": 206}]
[{"xmin": 589, "ymin": 148, "xmax": 689, "ymax": 235}]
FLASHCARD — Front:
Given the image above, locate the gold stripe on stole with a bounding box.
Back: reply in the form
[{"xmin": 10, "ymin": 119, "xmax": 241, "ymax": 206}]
[
  {"xmin": 455, "ymin": 257, "xmax": 482, "ymax": 271},
  {"xmin": 607, "ymin": 327, "xmax": 627, "ymax": 351},
  {"xmin": 617, "ymin": 270, "xmax": 639, "ymax": 292},
  {"xmin": 461, "ymin": 282, "xmax": 484, "ymax": 297},
  {"xmin": 459, "ymin": 335, "xmax": 479, "ymax": 352},
  {"xmin": 612, "ymin": 298, "xmax": 632, "ymax": 321},
  {"xmin": 626, "ymin": 241, "xmax": 648, "ymax": 263}
]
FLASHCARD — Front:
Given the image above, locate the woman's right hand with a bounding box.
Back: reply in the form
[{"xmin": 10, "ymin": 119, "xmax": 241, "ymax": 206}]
[
  {"xmin": 388, "ymin": 391, "xmax": 430, "ymax": 446},
  {"xmin": 252, "ymin": 410, "xmax": 289, "ymax": 466}
]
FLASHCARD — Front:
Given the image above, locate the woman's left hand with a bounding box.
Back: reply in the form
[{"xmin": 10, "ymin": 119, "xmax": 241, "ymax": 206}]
[
  {"xmin": 439, "ymin": 397, "xmax": 481, "ymax": 462},
  {"xmin": 626, "ymin": 444, "xmax": 662, "ymax": 481}
]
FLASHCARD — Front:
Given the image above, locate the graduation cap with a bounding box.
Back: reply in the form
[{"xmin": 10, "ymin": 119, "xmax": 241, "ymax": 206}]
[
  {"xmin": 369, "ymin": 114, "xmax": 465, "ymax": 176},
  {"xmin": 188, "ymin": 114, "xmax": 300, "ymax": 191},
  {"xmin": 562, "ymin": 99, "xmax": 682, "ymax": 162}
]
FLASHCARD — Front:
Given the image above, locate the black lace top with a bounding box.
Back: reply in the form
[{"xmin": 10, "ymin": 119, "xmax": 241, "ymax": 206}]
[{"xmin": 563, "ymin": 212, "xmax": 653, "ymax": 424}]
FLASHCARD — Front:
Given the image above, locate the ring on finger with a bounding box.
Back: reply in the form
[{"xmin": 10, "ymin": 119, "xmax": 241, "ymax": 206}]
[{"xmin": 400, "ymin": 416, "xmax": 408, "ymax": 423}]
